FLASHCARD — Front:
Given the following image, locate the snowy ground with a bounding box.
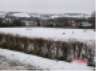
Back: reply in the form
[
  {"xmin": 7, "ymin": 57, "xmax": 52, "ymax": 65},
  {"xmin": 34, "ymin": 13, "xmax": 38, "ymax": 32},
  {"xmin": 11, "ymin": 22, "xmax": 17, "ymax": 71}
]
[
  {"xmin": 0, "ymin": 48, "xmax": 94, "ymax": 71},
  {"xmin": 0, "ymin": 27, "xmax": 95, "ymax": 70},
  {"xmin": 0, "ymin": 27, "xmax": 95, "ymax": 43},
  {"xmin": 0, "ymin": 55, "xmax": 35, "ymax": 70}
]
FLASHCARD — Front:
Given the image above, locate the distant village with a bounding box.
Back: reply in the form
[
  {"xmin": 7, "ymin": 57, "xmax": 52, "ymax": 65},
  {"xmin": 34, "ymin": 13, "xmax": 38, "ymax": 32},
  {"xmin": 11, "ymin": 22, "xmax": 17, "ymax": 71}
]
[{"xmin": 0, "ymin": 12, "xmax": 95, "ymax": 29}]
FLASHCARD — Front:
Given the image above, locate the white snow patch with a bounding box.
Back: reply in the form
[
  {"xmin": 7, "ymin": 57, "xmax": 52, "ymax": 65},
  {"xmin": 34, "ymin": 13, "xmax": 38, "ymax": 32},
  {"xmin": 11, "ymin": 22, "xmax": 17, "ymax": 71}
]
[
  {"xmin": 0, "ymin": 28, "xmax": 95, "ymax": 43},
  {"xmin": 13, "ymin": 13, "xmax": 30, "ymax": 18},
  {"xmin": 51, "ymin": 13, "xmax": 90, "ymax": 19},
  {"xmin": 0, "ymin": 48, "xmax": 94, "ymax": 71}
]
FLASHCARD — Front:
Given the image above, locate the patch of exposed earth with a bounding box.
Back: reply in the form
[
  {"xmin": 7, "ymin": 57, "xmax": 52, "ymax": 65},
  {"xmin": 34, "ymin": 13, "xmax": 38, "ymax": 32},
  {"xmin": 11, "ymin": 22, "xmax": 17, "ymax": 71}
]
[{"xmin": 0, "ymin": 55, "xmax": 37, "ymax": 70}]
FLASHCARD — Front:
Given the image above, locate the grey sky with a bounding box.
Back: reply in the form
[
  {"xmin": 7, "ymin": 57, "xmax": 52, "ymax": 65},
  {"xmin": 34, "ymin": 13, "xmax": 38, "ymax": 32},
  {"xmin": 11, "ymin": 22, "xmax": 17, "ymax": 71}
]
[{"xmin": 0, "ymin": 0, "xmax": 95, "ymax": 14}]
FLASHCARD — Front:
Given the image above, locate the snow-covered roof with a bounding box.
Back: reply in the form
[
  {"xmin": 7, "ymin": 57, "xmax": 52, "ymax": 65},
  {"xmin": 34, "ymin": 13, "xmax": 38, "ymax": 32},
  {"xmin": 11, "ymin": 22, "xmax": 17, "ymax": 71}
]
[
  {"xmin": 13, "ymin": 12, "xmax": 30, "ymax": 18},
  {"xmin": 63, "ymin": 14, "xmax": 90, "ymax": 18},
  {"xmin": 51, "ymin": 13, "xmax": 90, "ymax": 19}
]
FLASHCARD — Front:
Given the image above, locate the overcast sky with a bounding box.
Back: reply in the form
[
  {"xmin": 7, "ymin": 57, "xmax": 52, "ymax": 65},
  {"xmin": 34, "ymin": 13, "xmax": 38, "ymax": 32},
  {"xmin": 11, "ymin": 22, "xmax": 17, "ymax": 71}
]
[{"xmin": 0, "ymin": 0, "xmax": 95, "ymax": 14}]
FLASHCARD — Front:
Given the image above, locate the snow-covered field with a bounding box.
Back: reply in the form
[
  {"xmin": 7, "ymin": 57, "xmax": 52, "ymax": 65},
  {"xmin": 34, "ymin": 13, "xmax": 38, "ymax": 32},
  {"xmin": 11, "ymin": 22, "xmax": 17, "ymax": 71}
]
[
  {"xmin": 0, "ymin": 27, "xmax": 95, "ymax": 70},
  {"xmin": 0, "ymin": 55, "xmax": 35, "ymax": 70},
  {"xmin": 0, "ymin": 48, "xmax": 94, "ymax": 71},
  {"xmin": 0, "ymin": 27, "xmax": 95, "ymax": 43}
]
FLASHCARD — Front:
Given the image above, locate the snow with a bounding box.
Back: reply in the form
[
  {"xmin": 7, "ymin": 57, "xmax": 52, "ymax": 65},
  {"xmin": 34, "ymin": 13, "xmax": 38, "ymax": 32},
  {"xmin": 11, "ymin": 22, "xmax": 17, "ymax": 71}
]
[
  {"xmin": 29, "ymin": 13, "xmax": 41, "ymax": 18},
  {"xmin": 51, "ymin": 13, "xmax": 90, "ymax": 19},
  {"xmin": 0, "ymin": 56, "xmax": 35, "ymax": 70},
  {"xmin": 0, "ymin": 48, "xmax": 94, "ymax": 71},
  {"xmin": 13, "ymin": 12, "xmax": 30, "ymax": 18},
  {"xmin": 51, "ymin": 15, "xmax": 60, "ymax": 18},
  {"xmin": 63, "ymin": 13, "xmax": 90, "ymax": 18},
  {"xmin": 0, "ymin": 28, "xmax": 95, "ymax": 70},
  {"xmin": 0, "ymin": 28, "xmax": 95, "ymax": 43}
]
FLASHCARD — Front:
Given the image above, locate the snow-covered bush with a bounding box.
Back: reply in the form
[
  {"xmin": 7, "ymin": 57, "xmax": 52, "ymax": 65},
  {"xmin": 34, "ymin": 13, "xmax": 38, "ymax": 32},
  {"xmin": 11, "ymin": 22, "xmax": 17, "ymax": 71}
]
[{"xmin": 0, "ymin": 33, "xmax": 95, "ymax": 66}]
